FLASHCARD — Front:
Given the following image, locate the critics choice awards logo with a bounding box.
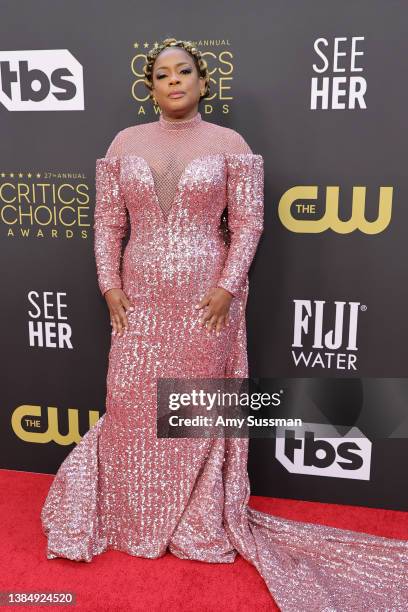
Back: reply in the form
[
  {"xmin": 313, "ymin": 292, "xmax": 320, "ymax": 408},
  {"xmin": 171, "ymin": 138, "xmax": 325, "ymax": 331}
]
[{"xmin": 0, "ymin": 168, "xmax": 92, "ymax": 239}]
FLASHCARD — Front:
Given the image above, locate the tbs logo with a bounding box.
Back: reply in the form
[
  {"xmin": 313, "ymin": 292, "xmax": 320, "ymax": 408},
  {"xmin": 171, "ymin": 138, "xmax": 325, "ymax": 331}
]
[
  {"xmin": 0, "ymin": 50, "xmax": 84, "ymax": 111},
  {"xmin": 275, "ymin": 423, "xmax": 371, "ymax": 480}
]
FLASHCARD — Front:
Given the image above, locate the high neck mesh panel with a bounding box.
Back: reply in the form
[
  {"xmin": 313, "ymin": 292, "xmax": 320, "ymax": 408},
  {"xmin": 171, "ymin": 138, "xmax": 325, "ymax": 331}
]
[{"xmin": 105, "ymin": 111, "xmax": 253, "ymax": 217}]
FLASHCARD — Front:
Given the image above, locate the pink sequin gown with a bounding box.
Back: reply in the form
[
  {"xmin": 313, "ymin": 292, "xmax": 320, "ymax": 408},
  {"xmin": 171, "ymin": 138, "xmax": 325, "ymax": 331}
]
[{"xmin": 41, "ymin": 111, "xmax": 408, "ymax": 611}]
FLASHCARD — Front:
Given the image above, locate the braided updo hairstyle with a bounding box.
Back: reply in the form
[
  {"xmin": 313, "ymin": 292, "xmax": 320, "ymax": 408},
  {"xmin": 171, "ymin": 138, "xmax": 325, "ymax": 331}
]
[{"xmin": 143, "ymin": 38, "xmax": 231, "ymax": 247}]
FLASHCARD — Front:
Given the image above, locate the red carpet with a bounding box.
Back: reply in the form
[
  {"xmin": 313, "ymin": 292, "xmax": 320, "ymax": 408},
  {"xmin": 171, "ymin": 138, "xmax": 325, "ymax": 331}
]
[{"xmin": 1, "ymin": 468, "xmax": 407, "ymax": 611}]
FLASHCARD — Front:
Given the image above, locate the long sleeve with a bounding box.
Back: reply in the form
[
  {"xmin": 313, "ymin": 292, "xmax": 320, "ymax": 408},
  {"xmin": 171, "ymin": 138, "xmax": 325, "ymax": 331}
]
[
  {"xmin": 216, "ymin": 154, "xmax": 264, "ymax": 297},
  {"xmin": 93, "ymin": 131, "xmax": 128, "ymax": 296}
]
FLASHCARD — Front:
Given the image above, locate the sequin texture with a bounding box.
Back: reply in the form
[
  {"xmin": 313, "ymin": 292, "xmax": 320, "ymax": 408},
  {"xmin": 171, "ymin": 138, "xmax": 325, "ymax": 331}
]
[{"xmin": 41, "ymin": 112, "xmax": 408, "ymax": 611}]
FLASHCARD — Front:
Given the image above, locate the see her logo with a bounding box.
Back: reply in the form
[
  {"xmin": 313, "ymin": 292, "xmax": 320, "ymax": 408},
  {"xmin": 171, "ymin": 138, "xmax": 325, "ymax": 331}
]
[
  {"xmin": 28, "ymin": 290, "xmax": 73, "ymax": 348},
  {"xmin": 311, "ymin": 36, "xmax": 366, "ymax": 110}
]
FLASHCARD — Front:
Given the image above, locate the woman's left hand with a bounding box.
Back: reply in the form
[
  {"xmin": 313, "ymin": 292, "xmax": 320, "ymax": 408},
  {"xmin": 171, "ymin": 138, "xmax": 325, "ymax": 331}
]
[{"xmin": 195, "ymin": 287, "xmax": 233, "ymax": 335}]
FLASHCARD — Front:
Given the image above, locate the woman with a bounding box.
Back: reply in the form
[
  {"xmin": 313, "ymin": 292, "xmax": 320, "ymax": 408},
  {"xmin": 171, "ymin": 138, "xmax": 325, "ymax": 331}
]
[{"xmin": 41, "ymin": 38, "xmax": 408, "ymax": 611}]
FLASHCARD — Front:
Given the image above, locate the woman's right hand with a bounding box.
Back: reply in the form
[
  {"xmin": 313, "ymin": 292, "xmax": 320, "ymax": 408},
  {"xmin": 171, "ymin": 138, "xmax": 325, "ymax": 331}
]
[{"xmin": 104, "ymin": 288, "xmax": 134, "ymax": 337}]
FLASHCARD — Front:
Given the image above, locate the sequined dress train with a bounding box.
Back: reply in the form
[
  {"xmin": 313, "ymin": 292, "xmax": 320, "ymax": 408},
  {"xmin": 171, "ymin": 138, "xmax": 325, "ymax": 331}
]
[{"xmin": 41, "ymin": 112, "xmax": 408, "ymax": 611}]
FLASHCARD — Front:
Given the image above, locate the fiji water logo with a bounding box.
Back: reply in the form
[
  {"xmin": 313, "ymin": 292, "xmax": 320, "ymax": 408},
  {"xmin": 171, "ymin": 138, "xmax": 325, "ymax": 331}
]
[{"xmin": 292, "ymin": 299, "xmax": 366, "ymax": 371}]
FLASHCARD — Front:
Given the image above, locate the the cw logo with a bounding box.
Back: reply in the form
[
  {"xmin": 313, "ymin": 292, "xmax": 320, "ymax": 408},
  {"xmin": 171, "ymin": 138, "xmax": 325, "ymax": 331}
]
[
  {"xmin": 11, "ymin": 405, "xmax": 100, "ymax": 445},
  {"xmin": 279, "ymin": 186, "xmax": 392, "ymax": 234}
]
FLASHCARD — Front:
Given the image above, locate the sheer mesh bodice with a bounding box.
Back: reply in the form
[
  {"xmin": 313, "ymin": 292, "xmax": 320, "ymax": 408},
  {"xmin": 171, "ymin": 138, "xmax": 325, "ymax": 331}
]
[{"xmin": 105, "ymin": 111, "xmax": 252, "ymax": 217}]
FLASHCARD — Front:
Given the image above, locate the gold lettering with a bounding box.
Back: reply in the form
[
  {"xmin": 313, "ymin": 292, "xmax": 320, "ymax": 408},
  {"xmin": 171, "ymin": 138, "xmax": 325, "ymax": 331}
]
[
  {"xmin": 279, "ymin": 185, "xmax": 393, "ymax": 234},
  {"xmin": 12, "ymin": 405, "xmax": 101, "ymax": 445}
]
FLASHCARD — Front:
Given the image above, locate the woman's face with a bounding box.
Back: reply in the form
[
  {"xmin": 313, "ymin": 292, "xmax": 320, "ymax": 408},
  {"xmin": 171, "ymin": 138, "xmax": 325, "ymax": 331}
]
[{"xmin": 151, "ymin": 47, "xmax": 205, "ymax": 117}]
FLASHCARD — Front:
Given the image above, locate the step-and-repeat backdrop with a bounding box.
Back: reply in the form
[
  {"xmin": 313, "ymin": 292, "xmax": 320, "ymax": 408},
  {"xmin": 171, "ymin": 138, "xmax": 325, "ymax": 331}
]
[{"xmin": 1, "ymin": 1, "xmax": 407, "ymax": 510}]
